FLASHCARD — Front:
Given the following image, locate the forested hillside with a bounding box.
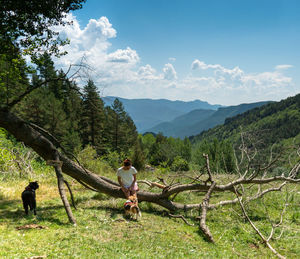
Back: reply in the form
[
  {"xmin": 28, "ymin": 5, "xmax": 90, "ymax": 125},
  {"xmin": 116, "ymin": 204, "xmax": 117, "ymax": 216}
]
[
  {"xmin": 1, "ymin": 51, "xmax": 138, "ymax": 157},
  {"xmin": 191, "ymin": 94, "xmax": 300, "ymax": 144},
  {"xmin": 191, "ymin": 94, "xmax": 300, "ymax": 165}
]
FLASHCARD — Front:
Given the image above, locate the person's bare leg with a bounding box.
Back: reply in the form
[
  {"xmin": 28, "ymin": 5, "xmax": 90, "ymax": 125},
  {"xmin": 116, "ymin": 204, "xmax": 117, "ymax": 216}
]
[{"xmin": 121, "ymin": 187, "xmax": 130, "ymax": 199}]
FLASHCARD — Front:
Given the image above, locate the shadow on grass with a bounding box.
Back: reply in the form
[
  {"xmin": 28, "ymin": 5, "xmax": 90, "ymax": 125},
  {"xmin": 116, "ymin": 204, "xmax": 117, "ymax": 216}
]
[
  {"xmin": 0, "ymin": 199, "xmax": 25, "ymax": 223},
  {"xmin": 0, "ymin": 199, "xmax": 68, "ymax": 226},
  {"xmin": 86, "ymin": 204, "xmax": 123, "ymax": 218},
  {"xmin": 0, "ymin": 199, "xmax": 20, "ymax": 210}
]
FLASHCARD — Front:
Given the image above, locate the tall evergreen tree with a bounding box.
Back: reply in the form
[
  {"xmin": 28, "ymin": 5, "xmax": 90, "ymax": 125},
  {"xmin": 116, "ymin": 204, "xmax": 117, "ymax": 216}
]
[
  {"xmin": 81, "ymin": 80, "xmax": 105, "ymax": 154},
  {"xmin": 132, "ymin": 137, "xmax": 145, "ymax": 171},
  {"xmin": 110, "ymin": 98, "xmax": 137, "ymax": 154}
]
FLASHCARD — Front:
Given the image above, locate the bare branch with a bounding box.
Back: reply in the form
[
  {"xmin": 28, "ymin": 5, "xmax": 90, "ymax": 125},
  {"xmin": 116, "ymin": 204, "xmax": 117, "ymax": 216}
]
[
  {"xmin": 209, "ymin": 182, "xmax": 286, "ymax": 209},
  {"xmin": 137, "ymin": 180, "xmax": 166, "ymax": 189},
  {"xmin": 203, "ymin": 154, "xmax": 213, "ymax": 182},
  {"xmin": 63, "ymin": 180, "xmax": 77, "ymax": 210},
  {"xmin": 168, "ymin": 213, "xmax": 194, "ymax": 226},
  {"xmin": 5, "ymin": 73, "xmax": 67, "ymax": 109},
  {"xmin": 198, "ymin": 181, "xmax": 216, "ymax": 243},
  {"xmin": 234, "ymin": 187, "xmax": 286, "ymax": 259}
]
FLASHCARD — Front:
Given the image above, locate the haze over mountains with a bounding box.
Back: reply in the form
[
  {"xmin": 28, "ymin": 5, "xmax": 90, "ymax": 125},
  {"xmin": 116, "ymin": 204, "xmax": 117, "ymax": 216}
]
[
  {"xmin": 103, "ymin": 96, "xmax": 270, "ymax": 138},
  {"xmin": 102, "ymin": 96, "xmax": 221, "ymax": 132},
  {"xmin": 147, "ymin": 101, "xmax": 270, "ymax": 138}
]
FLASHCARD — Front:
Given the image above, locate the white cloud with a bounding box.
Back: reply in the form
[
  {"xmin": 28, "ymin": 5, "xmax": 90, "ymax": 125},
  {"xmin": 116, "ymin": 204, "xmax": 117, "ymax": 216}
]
[
  {"xmin": 191, "ymin": 59, "xmax": 221, "ymax": 70},
  {"xmin": 163, "ymin": 63, "xmax": 177, "ymax": 80},
  {"xmin": 275, "ymin": 64, "xmax": 293, "ymax": 70},
  {"xmin": 137, "ymin": 64, "xmax": 159, "ymax": 80},
  {"xmin": 187, "ymin": 60, "xmax": 294, "ymax": 104},
  {"xmin": 51, "ymin": 14, "xmax": 296, "ymax": 105},
  {"xmin": 107, "ymin": 47, "xmax": 139, "ymax": 64}
]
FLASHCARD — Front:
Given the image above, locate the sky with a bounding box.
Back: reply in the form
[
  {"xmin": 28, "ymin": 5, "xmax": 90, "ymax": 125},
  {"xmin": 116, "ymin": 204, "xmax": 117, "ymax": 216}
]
[{"xmin": 53, "ymin": 0, "xmax": 300, "ymax": 105}]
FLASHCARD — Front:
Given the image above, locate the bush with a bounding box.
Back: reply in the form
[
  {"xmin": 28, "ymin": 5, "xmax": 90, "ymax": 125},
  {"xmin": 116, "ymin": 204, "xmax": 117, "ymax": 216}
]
[
  {"xmin": 76, "ymin": 145, "xmax": 114, "ymax": 175},
  {"xmin": 171, "ymin": 156, "xmax": 189, "ymax": 172},
  {"xmin": 102, "ymin": 151, "xmax": 126, "ymax": 170}
]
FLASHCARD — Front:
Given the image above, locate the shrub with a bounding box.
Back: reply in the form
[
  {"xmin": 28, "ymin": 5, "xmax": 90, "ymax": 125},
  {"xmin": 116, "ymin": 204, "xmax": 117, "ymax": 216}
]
[{"xmin": 171, "ymin": 156, "xmax": 189, "ymax": 172}]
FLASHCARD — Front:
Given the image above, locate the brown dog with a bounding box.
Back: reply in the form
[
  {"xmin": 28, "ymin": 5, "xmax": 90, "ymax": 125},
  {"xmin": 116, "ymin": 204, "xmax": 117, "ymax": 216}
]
[{"xmin": 124, "ymin": 195, "xmax": 141, "ymax": 220}]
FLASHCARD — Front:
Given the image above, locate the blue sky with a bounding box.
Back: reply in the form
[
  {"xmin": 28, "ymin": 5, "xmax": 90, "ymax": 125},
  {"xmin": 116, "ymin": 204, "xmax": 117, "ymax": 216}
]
[{"xmin": 53, "ymin": 0, "xmax": 300, "ymax": 105}]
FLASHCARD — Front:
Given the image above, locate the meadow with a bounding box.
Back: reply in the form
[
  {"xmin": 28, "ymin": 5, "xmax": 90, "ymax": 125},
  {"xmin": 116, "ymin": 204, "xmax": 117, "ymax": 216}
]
[{"xmin": 0, "ymin": 166, "xmax": 299, "ymax": 259}]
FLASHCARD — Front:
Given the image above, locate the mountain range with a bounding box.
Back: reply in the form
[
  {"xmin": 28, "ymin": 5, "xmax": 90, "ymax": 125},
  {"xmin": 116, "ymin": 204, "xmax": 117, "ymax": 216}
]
[
  {"xmin": 147, "ymin": 101, "xmax": 270, "ymax": 138},
  {"xmin": 103, "ymin": 96, "xmax": 270, "ymax": 138},
  {"xmin": 102, "ymin": 96, "xmax": 221, "ymax": 132}
]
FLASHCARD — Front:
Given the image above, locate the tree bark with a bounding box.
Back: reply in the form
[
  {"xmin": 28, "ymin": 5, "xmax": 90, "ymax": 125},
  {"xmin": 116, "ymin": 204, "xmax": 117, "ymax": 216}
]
[{"xmin": 53, "ymin": 156, "xmax": 77, "ymax": 225}]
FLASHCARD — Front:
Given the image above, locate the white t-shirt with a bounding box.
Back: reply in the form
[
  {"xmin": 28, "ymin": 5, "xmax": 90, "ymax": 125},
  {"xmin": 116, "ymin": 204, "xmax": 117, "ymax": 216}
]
[{"xmin": 117, "ymin": 166, "xmax": 137, "ymax": 187}]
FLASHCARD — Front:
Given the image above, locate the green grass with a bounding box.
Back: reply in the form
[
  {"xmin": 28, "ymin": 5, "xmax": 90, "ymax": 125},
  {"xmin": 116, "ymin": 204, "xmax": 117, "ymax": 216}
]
[{"xmin": 0, "ymin": 170, "xmax": 299, "ymax": 259}]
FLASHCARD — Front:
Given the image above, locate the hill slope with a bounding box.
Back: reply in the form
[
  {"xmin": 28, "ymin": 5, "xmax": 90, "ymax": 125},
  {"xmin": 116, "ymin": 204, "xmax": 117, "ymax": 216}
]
[
  {"xmin": 191, "ymin": 94, "xmax": 300, "ymax": 147},
  {"xmin": 102, "ymin": 96, "xmax": 221, "ymax": 132},
  {"xmin": 147, "ymin": 101, "xmax": 269, "ymax": 138}
]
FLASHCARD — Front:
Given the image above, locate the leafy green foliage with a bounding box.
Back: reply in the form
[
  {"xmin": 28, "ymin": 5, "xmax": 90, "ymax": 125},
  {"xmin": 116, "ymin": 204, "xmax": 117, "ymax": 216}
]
[
  {"xmin": 141, "ymin": 133, "xmax": 192, "ymax": 171},
  {"xmin": 193, "ymin": 94, "xmax": 300, "ymax": 145},
  {"xmin": 192, "ymin": 138, "xmax": 235, "ymax": 173},
  {"xmin": 0, "ymin": 0, "xmax": 86, "ymax": 57},
  {"xmin": 0, "ymin": 47, "xmax": 30, "ymax": 109},
  {"xmin": 171, "ymin": 156, "xmax": 190, "ymax": 171},
  {"xmin": 131, "ymin": 137, "xmax": 146, "ymax": 171}
]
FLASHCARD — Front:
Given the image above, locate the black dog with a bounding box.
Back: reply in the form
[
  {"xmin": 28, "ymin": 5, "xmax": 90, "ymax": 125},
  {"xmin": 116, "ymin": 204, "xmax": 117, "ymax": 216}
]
[{"xmin": 21, "ymin": 181, "xmax": 39, "ymax": 215}]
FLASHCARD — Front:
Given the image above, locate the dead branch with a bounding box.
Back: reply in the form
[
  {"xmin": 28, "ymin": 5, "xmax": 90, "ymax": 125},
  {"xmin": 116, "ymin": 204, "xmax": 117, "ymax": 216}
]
[
  {"xmin": 157, "ymin": 177, "xmax": 168, "ymax": 186},
  {"xmin": 266, "ymin": 190, "xmax": 289, "ymax": 242},
  {"xmin": 137, "ymin": 180, "xmax": 166, "ymax": 189},
  {"xmin": 76, "ymin": 179, "xmax": 100, "ymax": 192},
  {"xmin": 234, "ymin": 187, "xmax": 286, "ymax": 259},
  {"xmin": 198, "ymin": 181, "xmax": 216, "ymax": 243},
  {"xmin": 167, "ymin": 213, "xmax": 194, "ymax": 226},
  {"xmin": 63, "ymin": 180, "xmax": 77, "ymax": 210},
  {"xmin": 203, "ymin": 154, "xmax": 213, "ymax": 182},
  {"xmin": 48, "ymin": 157, "xmax": 76, "ymax": 225},
  {"xmin": 208, "ymin": 182, "xmax": 287, "ymax": 209}
]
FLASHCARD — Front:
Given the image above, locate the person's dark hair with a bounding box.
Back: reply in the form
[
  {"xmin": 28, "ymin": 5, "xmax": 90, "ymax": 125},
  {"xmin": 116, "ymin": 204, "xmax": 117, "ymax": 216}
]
[{"xmin": 123, "ymin": 159, "xmax": 132, "ymax": 167}]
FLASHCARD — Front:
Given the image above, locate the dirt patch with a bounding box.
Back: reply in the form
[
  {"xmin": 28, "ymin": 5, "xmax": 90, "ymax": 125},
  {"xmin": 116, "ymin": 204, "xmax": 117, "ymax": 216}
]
[
  {"xmin": 249, "ymin": 243, "xmax": 259, "ymax": 249},
  {"xmin": 16, "ymin": 224, "xmax": 48, "ymax": 230}
]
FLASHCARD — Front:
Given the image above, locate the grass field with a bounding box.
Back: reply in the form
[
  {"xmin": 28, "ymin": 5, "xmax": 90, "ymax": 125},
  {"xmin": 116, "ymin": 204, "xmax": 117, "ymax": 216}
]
[{"xmin": 0, "ymin": 169, "xmax": 299, "ymax": 259}]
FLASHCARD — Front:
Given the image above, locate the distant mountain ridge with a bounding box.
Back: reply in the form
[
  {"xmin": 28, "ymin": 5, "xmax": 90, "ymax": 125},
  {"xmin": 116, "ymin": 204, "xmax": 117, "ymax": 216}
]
[
  {"xmin": 102, "ymin": 96, "xmax": 222, "ymax": 131},
  {"xmin": 147, "ymin": 101, "xmax": 270, "ymax": 138}
]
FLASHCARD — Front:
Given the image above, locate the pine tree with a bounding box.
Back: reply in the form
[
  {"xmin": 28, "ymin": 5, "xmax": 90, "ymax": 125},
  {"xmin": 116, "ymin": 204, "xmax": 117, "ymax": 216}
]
[
  {"xmin": 132, "ymin": 137, "xmax": 145, "ymax": 171},
  {"xmin": 110, "ymin": 98, "xmax": 138, "ymax": 154},
  {"xmin": 81, "ymin": 80, "xmax": 105, "ymax": 154}
]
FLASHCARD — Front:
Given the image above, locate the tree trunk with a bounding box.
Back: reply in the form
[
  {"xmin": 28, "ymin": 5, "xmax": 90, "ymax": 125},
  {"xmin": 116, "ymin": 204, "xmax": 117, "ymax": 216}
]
[{"xmin": 54, "ymin": 157, "xmax": 77, "ymax": 225}]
